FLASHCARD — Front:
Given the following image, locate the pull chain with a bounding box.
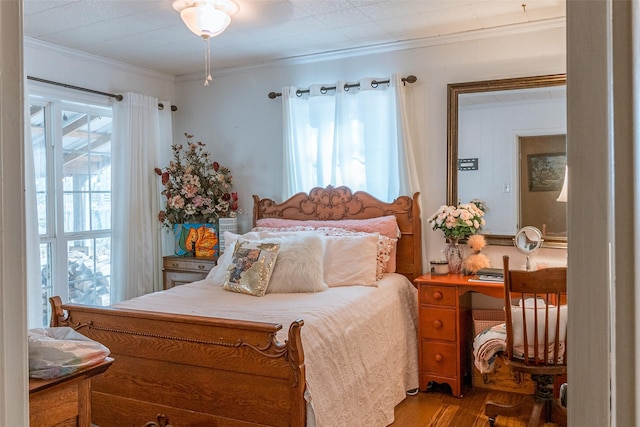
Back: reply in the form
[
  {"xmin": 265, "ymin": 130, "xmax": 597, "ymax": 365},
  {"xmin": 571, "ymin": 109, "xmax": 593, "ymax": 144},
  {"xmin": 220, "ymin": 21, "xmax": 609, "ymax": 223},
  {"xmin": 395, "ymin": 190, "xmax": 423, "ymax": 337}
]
[{"xmin": 203, "ymin": 36, "xmax": 213, "ymax": 86}]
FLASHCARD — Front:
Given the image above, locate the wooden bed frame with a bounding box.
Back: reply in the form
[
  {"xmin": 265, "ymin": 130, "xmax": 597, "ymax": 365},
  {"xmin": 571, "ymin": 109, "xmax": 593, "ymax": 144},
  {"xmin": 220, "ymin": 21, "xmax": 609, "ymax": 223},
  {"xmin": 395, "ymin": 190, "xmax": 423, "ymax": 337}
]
[{"xmin": 49, "ymin": 186, "xmax": 422, "ymax": 427}]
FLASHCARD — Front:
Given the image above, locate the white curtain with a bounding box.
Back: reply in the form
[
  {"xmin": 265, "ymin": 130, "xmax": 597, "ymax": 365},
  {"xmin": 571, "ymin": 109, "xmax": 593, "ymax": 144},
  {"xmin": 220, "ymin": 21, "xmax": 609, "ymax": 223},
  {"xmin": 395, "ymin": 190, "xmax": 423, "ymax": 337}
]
[
  {"xmin": 282, "ymin": 74, "xmax": 420, "ymax": 201},
  {"xmin": 393, "ymin": 75, "xmax": 420, "ymax": 196},
  {"xmin": 24, "ymin": 103, "xmax": 43, "ymax": 329},
  {"xmin": 112, "ymin": 93, "xmax": 171, "ymax": 303}
]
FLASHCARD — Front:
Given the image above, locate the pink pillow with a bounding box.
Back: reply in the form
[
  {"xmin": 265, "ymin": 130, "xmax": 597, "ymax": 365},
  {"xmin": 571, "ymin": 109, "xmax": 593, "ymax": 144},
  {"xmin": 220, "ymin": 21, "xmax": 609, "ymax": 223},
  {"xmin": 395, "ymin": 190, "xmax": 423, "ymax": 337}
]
[{"xmin": 254, "ymin": 216, "xmax": 400, "ymax": 272}]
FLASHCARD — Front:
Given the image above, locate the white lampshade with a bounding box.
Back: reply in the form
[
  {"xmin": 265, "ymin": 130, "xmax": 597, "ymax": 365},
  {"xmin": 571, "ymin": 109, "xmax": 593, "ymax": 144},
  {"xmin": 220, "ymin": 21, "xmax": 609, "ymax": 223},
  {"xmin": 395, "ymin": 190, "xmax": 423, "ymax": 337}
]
[
  {"xmin": 556, "ymin": 166, "xmax": 568, "ymax": 202},
  {"xmin": 180, "ymin": 5, "xmax": 231, "ymax": 38}
]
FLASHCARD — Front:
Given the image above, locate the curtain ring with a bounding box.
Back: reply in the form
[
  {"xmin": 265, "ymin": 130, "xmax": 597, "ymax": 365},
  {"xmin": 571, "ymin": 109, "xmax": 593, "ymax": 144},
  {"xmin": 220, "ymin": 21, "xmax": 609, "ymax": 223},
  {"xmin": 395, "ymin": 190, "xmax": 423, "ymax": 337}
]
[
  {"xmin": 320, "ymin": 86, "xmax": 328, "ymax": 94},
  {"xmin": 296, "ymin": 90, "xmax": 303, "ymax": 97},
  {"xmin": 371, "ymin": 80, "xmax": 379, "ymax": 88},
  {"xmin": 344, "ymin": 86, "xmax": 350, "ymax": 92}
]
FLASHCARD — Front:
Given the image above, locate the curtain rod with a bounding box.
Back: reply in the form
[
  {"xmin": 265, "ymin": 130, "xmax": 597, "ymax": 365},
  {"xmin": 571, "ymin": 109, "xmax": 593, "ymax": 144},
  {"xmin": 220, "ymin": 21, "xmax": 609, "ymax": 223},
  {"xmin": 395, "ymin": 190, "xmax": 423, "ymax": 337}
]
[
  {"xmin": 267, "ymin": 74, "xmax": 417, "ymax": 99},
  {"xmin": 27, "ymin": 76, "xmax": 178, "ymax": 111}
]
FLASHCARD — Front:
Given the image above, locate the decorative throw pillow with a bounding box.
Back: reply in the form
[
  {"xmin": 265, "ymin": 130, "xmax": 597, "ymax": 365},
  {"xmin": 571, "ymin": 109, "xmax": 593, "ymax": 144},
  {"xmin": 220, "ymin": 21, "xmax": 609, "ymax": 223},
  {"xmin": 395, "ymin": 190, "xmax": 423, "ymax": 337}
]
[
  {"xmin": 266, "ymin": 234, "xmax": 328, "ymax": 293},
  {"xmin": 320, "ymin": 233, "xmax": 379, "ymax": 287},
  {"xmin": 222, "ymin": 239, "xmax": 280, "ymax": 296},
  {"xmin": 254, "ymin": 216, "xmax": 400, "ymax": 272},
  {"xmin": 314, "ymin": 227, "xmax": 394, "ymax": 280},
  {"xmin": 206, "ymin": 231, "xmax": 261, "ymax": 284},
  {"xmin": 253, "ymin": 226, "xmax": 395, "ymax": 279}
]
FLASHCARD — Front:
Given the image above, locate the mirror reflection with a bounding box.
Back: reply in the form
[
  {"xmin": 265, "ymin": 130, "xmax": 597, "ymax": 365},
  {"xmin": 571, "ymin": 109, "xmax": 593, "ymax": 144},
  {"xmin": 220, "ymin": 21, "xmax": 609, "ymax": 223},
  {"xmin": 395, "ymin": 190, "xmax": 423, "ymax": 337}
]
[{"xmin": 447, "ymin": 74, "xmax": 567, "ymax": 248}]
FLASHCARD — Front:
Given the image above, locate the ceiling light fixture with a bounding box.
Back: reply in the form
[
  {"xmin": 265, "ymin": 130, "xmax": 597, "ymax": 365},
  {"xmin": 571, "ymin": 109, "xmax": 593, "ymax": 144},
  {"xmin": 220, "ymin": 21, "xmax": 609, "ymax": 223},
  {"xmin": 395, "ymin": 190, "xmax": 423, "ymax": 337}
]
[{"xmin": 172, "ymin": 0, "xmax": 239, "ymax": 86}]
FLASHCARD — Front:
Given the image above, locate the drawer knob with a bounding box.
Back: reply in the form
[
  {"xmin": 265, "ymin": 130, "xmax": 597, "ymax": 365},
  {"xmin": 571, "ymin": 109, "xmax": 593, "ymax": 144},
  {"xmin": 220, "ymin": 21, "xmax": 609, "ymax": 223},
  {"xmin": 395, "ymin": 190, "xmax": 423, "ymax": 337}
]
[
  {"xmin": 432, "ymin": 320, "xmax": 443, "ymax": 329},
  {"xmin": 171, "ymin": 263, "xmax": 179, "ymax": 267},
  {"xmin": 434, "ymin": 354, "xmax": 443, "ymax": 362},
  {"xmin": 198, "ymin": 265, "xmax": 205, "ymax": 269},
  {"xmin": 432, "ymin": 291, "xmax": 443, "ymax": 300}
]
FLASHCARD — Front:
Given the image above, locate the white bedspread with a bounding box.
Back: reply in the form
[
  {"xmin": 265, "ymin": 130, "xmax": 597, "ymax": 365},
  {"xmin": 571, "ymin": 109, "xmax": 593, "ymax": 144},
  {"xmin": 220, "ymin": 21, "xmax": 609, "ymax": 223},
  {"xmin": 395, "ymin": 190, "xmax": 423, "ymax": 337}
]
[{"xmin": 114, "ymin": 273, "xmax": 419, "ymax": 427}]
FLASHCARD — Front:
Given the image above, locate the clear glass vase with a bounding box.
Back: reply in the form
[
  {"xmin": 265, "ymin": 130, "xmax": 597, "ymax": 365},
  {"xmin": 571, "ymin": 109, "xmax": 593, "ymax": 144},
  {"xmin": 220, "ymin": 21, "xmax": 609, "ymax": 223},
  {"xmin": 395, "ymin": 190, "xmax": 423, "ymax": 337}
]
[{"xmin": 444, "ymin": 238, "xmax": 463, "ymax": 274}]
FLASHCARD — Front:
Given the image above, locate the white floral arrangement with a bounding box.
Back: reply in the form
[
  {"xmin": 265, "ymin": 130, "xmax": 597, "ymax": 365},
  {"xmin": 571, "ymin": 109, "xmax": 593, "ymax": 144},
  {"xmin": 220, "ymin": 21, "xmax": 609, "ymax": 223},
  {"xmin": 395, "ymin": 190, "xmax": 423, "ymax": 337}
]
[{"xmin": 428, "ymin": 202, "xmax": 486, "ymax": 240}]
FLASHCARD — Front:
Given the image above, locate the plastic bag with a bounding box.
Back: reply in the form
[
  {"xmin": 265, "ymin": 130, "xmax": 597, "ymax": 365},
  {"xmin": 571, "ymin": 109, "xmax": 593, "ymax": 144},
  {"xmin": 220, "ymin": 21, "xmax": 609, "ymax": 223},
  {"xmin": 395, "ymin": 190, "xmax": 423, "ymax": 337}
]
[{"xmin": 28, "ymin": 327, "xmax": 110, "ymax": 379}]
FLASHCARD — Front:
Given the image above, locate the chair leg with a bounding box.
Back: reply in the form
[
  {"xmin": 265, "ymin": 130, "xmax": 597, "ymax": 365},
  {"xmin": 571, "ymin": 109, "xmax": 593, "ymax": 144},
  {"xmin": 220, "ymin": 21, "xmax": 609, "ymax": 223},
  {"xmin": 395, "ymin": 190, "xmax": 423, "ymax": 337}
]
[
  {"xmin": 531, "ymin": 374, "xmax": 556, "ymax": 424},
  {"xmin": 550, "ymin": 398, "xmax": 568, "ymax": 426},
  {"xmin": 526, "ymin": 401, "xmax": 544, "ymax": 427},
  {"xmin": 485, "ymin": 398, "xmax": 534, "ymax": 426}
]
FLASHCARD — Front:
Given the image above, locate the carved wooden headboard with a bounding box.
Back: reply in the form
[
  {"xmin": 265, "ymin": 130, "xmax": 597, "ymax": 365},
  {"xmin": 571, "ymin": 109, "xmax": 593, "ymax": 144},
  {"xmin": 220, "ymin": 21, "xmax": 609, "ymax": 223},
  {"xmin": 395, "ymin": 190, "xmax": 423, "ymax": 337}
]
[{"xmin": 252, "ymin": 186, "xmax": 422, "ymax": 281}]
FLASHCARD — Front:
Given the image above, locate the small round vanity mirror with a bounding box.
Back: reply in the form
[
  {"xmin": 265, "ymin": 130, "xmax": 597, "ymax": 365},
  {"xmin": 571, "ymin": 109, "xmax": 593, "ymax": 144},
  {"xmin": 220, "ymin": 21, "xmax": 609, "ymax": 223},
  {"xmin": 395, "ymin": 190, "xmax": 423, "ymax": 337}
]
[{"xmin": 514, "ymin": 226, "xmax": 543, "ymax": 270}]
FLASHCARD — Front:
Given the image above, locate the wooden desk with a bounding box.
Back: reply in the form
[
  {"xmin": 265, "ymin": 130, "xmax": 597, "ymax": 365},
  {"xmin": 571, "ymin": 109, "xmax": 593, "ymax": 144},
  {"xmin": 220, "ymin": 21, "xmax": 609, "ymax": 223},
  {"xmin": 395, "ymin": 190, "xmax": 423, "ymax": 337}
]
[
  {"xmin": 414, "ymin": 273, "xmax": 503, "ymax": 397},
  {"xmin": 29, "ymin": 357, "xmax": 114, "ymax": 427}
]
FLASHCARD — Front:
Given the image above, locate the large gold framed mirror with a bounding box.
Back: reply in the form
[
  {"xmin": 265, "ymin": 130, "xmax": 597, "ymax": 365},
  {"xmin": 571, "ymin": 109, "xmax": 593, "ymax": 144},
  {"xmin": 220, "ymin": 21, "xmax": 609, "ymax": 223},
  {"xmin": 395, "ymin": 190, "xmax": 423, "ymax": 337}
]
[{"xmin": 447, "ymin": 74, "xmax": 567, "ymax": 248}]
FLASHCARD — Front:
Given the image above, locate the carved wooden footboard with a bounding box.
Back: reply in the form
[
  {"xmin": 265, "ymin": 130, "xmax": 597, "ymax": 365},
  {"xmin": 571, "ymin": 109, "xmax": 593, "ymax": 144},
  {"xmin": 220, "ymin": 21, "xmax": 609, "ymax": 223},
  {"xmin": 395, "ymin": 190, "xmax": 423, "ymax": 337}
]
[{"xmin": 49, "ymin": 296, "xmax": 306, "ymax": 427}]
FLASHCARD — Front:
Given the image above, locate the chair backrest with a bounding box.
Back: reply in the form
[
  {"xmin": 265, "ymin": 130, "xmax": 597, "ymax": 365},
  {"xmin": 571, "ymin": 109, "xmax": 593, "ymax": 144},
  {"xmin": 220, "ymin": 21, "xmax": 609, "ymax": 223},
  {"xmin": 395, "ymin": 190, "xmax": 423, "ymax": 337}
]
[{"xmin": 502, "ymin": 255, "xmax": 567, "ymax": 368}]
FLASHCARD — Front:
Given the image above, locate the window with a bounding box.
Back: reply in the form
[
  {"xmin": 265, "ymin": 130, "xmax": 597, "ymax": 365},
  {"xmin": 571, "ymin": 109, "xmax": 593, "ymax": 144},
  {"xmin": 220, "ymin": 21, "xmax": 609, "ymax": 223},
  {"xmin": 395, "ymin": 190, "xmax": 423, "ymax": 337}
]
[{"xmin": 30, "ymin": 98, "xmax": 113, "ymax": 325}]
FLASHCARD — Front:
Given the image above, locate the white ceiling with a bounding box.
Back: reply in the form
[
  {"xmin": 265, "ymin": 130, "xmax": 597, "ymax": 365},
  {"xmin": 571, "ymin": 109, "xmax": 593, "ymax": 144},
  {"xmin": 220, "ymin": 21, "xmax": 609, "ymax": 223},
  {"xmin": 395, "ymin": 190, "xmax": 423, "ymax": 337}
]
[{"xmin": 23, "ymin": 0, "xmax": 566, "ymax": 77}]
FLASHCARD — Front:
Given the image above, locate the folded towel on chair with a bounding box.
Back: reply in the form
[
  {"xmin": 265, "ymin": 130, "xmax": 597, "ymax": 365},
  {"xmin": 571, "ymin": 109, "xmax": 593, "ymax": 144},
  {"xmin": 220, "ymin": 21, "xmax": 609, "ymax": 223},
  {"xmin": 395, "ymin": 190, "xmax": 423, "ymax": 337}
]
[{"xmin": 473, "ymin": 321, "xmax": 566, "ymax": 374}]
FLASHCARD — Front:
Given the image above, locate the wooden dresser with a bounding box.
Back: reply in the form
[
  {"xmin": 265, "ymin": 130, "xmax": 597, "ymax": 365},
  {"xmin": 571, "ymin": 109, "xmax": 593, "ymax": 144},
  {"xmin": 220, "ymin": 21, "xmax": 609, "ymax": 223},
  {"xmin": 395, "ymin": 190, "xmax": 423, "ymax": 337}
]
[
  {"xmin": 414, "ymin": 273, "xmax": 503, "ymax": 397},
  {"xmin": 162, "ymin": 255, "xmax": 217, "ymax": 289},
  {"xmin": 29, "ymin": 357, "xmax": 113, "ymax": 427}
]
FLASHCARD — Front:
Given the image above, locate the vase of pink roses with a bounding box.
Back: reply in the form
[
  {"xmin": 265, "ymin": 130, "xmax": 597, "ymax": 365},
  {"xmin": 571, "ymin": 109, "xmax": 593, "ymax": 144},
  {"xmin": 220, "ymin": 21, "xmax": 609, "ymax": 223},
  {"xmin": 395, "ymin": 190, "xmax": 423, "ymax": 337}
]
[{"xmin": 428, "ymin": 202, "xmax": 485, "ymax": 273}]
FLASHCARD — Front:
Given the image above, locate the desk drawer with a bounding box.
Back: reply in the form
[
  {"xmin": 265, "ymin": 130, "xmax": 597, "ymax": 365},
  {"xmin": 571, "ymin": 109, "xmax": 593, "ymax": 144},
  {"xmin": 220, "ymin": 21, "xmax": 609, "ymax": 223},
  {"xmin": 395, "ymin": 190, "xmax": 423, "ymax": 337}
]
[
  {"xmin": 420, "ymin": 285, "xmax": 456, "ymax": 306},
  {"xmin": 421, "ymin": 340, "xmax": 457, "ymax": 376},
  {"xmin": 420, "ymin": 307, "xmax": 456, "ymax": 341}
]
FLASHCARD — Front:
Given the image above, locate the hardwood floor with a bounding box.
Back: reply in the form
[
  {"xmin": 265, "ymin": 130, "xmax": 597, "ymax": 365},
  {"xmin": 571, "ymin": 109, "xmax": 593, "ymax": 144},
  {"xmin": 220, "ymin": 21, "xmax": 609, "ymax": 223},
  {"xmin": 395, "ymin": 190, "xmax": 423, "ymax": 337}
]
[{"xmin": 390, "ymin": 385, "xmax": 563, "ymax": 427}]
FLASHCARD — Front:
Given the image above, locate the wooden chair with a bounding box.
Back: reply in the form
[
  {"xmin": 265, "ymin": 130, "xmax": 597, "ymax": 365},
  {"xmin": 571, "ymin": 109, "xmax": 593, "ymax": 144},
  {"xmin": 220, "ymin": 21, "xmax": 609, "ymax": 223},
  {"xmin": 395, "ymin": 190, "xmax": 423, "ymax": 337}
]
[{"xmin": 485, "ymin": 255, "xmax": 567, "ymax": 427}]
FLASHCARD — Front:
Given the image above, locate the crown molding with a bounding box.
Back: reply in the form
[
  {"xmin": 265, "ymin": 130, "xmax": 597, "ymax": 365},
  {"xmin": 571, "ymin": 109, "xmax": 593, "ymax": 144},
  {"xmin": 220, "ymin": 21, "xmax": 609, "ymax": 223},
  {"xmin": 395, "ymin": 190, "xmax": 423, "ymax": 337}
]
[
  {"xmin": 176, "ymin": 16, "xmax": 566, "ymax": 83},
  {"xmin": 24, "ymin": 37, "xmax": 175, "ymax": 83}
]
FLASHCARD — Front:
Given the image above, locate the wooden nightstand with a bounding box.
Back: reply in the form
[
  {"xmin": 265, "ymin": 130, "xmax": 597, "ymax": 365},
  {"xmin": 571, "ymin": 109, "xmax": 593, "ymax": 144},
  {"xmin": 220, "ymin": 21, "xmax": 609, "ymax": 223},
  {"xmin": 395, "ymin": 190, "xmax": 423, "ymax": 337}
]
[
  {"xmin": 162, "ymin": 255, "xmax": 217, "ymax": 289},
  {"xmin": 29, "ymin": 357, "xmax": 113, "ymax": 427}
]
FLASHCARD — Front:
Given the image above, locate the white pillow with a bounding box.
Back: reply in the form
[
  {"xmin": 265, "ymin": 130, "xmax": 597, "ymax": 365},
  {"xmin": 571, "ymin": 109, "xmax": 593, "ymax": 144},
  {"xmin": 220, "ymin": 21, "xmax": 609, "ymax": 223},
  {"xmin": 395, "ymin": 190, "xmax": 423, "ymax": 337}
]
[
  {"xmin": 206, "ymin": 231, "xmax": 260, "ymax": 284},
  {"xmin": 266, "ymin": 234, "xmax": 328, "ymax": 293},
  {"xmin": 209, "ymin": 231, "xmax": 328, "ymax": 293},
  {"xmin": 321, "ymin": 233, "xmax": 379, "ymax": 287}
]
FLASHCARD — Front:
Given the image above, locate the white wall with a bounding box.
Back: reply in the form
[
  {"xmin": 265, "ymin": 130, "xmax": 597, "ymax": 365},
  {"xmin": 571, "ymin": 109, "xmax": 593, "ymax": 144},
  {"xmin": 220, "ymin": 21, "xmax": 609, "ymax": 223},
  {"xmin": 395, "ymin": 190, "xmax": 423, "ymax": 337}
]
[
  {"xmin": 24, "ymin": 38, "xmax": 176, "ymax": 105},
  {"xmin": 174, "ymin": 24, "xmax": 567, "ymax": 270}
]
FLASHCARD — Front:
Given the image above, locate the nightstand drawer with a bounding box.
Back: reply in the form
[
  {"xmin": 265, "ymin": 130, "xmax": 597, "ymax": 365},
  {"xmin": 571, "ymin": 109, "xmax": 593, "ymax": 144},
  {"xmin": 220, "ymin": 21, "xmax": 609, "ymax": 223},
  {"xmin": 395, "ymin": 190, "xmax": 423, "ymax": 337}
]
[
  {"xmin": 421, "ymin": 341, "xmax": 457, "ymax": 376},
  {"xmin": 420, "ymin": 285, "xmax": 456, "ymax": 306},
  {"xmin": 420, "ymin": 307, "xmax": 456, "ymax": 341},
  {"xmin": 162, "ymin": 256, "xmax": 217, "ymax": 289},
  {"xmin": 163, "ymin": 257, "xmax": 215, "ymax": 272}
]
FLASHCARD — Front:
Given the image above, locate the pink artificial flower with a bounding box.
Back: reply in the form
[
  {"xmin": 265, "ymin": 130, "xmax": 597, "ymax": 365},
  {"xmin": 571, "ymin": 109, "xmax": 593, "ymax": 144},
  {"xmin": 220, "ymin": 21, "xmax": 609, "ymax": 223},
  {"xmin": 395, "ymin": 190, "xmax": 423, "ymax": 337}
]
[
  {"xmin": 192, "ymin": 195, "xmax": 204, "ymax": 207},
  {"xmin": 169, "ymin": 195, "xmax": 184, "ymax": 209},
  {"xmin": 182, "ymin": 183, "xmax": 198, "ymax": 198}
]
